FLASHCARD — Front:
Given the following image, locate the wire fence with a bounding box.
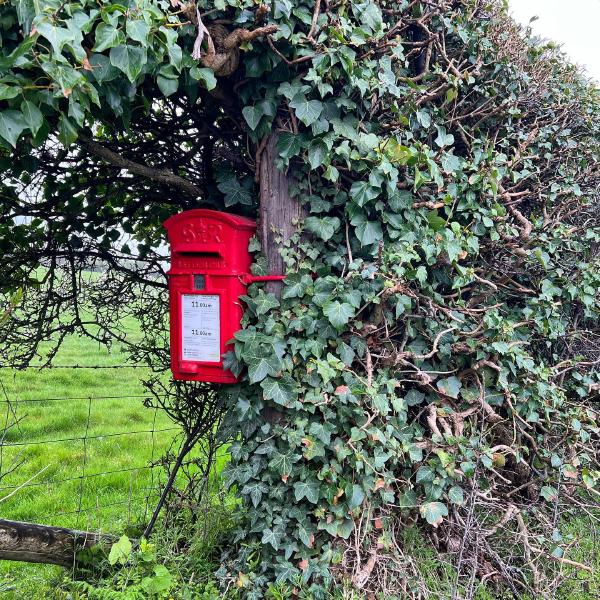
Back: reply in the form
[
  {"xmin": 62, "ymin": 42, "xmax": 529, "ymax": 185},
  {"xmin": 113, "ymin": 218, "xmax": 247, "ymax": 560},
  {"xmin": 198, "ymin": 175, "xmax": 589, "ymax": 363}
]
[{"xmin": 0, "ymin": 363, "xmax": 181, "ymax": 535}]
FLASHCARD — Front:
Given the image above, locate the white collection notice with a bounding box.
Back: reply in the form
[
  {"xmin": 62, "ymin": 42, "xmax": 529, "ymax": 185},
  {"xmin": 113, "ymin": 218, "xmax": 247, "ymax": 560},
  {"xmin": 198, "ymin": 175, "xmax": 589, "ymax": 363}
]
[{"xmin": 181, "ymin": 294, "xmax": 221, "ymax": 362}]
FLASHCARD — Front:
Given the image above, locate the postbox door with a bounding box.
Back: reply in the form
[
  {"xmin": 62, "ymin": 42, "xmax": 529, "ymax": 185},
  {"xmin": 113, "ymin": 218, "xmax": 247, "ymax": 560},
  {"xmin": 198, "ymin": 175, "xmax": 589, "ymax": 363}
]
[{"xmin": 169, "ymin": 273, "xmax": 242, "ymax": 383}]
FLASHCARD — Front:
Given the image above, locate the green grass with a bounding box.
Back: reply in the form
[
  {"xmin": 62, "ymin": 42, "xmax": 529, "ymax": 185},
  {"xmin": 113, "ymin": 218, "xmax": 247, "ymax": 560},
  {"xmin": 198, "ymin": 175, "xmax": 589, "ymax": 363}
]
[{"xmin": 0, "ymin": 317, "xmax": 179, "ymax": 597}]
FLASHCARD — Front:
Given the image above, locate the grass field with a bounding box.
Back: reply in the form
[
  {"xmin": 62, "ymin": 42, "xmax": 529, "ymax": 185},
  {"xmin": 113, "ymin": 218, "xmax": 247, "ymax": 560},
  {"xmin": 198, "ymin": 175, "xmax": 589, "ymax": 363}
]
[{"xmin": 0, "ymin": 317, "xmax": 179, "ymax": 597}]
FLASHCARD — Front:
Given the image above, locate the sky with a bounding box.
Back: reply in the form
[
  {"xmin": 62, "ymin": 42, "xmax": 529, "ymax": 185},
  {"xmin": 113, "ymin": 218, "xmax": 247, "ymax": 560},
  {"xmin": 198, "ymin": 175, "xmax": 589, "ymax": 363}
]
[{"xmin": 509, "ymin": 0, "xmax": 600, "ymax": 82}]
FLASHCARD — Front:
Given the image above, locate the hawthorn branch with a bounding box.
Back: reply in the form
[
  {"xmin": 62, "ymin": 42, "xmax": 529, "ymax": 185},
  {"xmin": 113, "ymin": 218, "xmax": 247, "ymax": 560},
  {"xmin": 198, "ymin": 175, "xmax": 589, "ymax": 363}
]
[{"xmin": 78, "ymin": 134, "xmax": 202, "ymax": 198}]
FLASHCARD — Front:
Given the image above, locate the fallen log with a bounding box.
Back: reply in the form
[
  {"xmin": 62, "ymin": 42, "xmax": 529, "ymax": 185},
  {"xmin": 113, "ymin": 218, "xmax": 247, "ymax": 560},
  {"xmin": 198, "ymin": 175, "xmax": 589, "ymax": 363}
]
[{"xmin": 0, "ymin": 518, "xmax": 111, "ymax": 567}]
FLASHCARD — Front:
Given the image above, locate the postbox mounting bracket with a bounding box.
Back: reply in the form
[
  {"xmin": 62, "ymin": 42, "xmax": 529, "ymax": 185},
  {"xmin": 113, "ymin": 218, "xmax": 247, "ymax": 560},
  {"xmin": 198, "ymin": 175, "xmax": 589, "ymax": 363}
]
[{"xmin": 241, "ymin": 274, "xmax": 286, "ymax": 285}]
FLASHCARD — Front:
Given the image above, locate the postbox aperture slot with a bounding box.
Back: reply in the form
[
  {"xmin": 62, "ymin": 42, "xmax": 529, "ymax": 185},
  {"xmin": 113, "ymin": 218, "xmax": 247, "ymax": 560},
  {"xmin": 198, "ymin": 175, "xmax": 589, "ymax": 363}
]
[{"xmin": 178, "ymin": 251, "xmax": 222, "ymax": 258}]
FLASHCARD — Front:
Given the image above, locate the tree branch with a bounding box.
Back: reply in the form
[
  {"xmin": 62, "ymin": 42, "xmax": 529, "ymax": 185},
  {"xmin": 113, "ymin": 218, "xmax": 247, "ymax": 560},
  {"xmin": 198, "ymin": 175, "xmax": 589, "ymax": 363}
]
[{"xmin": 78, "ymin": 134, "xmax": 202, "ymax": 199}]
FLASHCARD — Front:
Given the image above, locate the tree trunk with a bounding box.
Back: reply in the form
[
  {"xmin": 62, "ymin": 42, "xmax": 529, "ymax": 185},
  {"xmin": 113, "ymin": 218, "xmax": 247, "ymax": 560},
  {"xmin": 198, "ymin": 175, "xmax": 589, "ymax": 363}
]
[
  {"xmin": 0, "ymin": 518, "xmax": 110, "ymax": 567},
  {"xmin": 259, "ymin": 133, "xmax": 306, "ymax": 298}
]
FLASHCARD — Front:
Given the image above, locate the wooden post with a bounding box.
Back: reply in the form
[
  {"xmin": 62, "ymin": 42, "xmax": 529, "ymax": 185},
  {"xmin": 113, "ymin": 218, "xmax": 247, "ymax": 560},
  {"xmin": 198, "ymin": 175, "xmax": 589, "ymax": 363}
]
[
  {"xmin": 0, "ymin": 519, "xmax": 111, "ymax": 567},
  {"xmin": 259, "ymin": 133, "xmax": 306, "ymax": 298},
  {"xmin": 258, "ymin": 132, "xmax": 305, "ymax": 424}
]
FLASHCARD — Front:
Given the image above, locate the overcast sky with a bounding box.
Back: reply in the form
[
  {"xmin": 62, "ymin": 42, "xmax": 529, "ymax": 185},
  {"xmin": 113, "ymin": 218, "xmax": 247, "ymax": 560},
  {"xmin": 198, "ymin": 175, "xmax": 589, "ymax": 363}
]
[{"xmin": 509, "ymin": 0, "xmax": 600, "ymax": 82}]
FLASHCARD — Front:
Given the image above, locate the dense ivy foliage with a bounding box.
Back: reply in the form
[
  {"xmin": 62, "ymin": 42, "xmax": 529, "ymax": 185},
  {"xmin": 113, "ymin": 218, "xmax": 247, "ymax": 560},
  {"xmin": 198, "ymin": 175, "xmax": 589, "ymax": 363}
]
[{"xmin": 1, "ymin": 0, "xmax": 599, "ymax": 597}]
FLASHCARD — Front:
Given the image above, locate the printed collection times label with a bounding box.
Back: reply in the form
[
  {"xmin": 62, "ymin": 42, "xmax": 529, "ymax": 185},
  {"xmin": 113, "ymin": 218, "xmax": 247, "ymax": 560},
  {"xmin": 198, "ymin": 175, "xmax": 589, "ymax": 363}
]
[{"xmin": 181, "ymin": 294, "xmax": 221, "ymax": 362}]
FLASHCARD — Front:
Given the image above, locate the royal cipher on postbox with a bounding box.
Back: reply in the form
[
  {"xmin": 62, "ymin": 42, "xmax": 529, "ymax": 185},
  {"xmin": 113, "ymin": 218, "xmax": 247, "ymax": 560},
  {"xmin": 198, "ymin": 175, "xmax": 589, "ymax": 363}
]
[{"xmin": 163, "ymin": 209, "xmax": 284, "ymax": 383}]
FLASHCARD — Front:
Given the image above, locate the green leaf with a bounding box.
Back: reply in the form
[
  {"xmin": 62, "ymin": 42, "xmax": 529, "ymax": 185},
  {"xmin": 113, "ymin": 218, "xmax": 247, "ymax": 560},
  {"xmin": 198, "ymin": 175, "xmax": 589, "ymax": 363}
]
[
  {"xmin": 448, "ymin": 485, "xmax": 465, "ymax": 505},
  {"xmin": 351, "ymin": 214, "xmax": 383, "ymax": 246},
  {"xmin": 157, "ymin": 69, "xmax": 178, "ymax": 96},
  {"xmin": 437, "ymin": 376, "xmax": 461, "ymax": 398},
  {"xmin": 141, "ymin": 565, "xmax": 173, "ymax": 596},
  {"xmin": 350, "ymin": 181, "xmax": 379, "ymax": 207},
  {"xmin": 293, "ymin": 480, "xmax": 320, "ymax": 504},
  {"xmin": 36, "ymin": 22, "xmax": 75, "ymax": 55},
  {"xmin": 21, "ymin": 101, "xmax": 44, "ymax": 136},
  {"xmin": 289, "ymin": 94, "xmax": 323, "ymax": 126},
  {"xmin": 305, "ymin": 216, "xmax": 340, "ymax": 241},
  {"xmin": 0, "ymin": 84, "xmax": 18, "ymax": 101},
  {"xmin": 253, "ymin": 292, "xmax": 280, "ymax": 315},
  {"xmin": 93, "ymin": 23, "xmax": 124, "ymax": 52},
  {"xmin": 242, "ymin": 105, "xmax": 263, "ymax": 131},
  {"xmin": 109, "ymin": 44, "xmax": 147, "ymax": 82},
  {"xmin": 190, "ymin": 66, "xmax": 216, "ymax": 90},
  {"xmin": 217, "ymin": 177, "xmax": 253, "ymax": 206},
  {"xmin": 261, "ymin": 528, "xmax": 283, "ymax": 550},
  {"xmin": 420, "ymin": 501, "xmax": 448, "ymax": 527},
  {"xmin": 108, "ymin": 535, "xmax": 132, "ymax": 566},
  {"xmin": 247, "ymin": 355, "xmax": 280, "ymax": 383},
  {"xmin": 126, "ymin": 19, "xmax": 150, "ymax": 44},
  {"xmin": 58, "ymin": 114, "xmax": 77, "ymax": 147},
  {"xmin": 348, "ymin": 484, "xmax": 364, "ymax": 510},
  {"xmin": 269, "ymin": 451, "xmax": 299, "ymax": 477},
  {"xmin": 323, "ymin": 301, "xmax": 355, "ymax": 329},
  {"xmin": 308, "ymin": 140, "xmax": 328, "ymax": 169},
  {"xmin": 435, "ymin": 126, "xmax": 454, "ymax": 148},
  {"xmin": 261, "ymin": 376, "xmax": 298, "ymax": 406},
  {"xmin": 241, "ymin": 480, "xmax": 268, "ymax": 506},
  {"xmin": 277, "ymin": 131, "xmax": 302, "ymax": 159},
  {"xmin": 427, "ymin": 210, "xmax": 446, "ymax": 231},
  {"xmin": 540, "ymin": 485, "xmax": 558, "ymax": 502},
  {"xmin": 0, "ymin": 110, "xmax": 27, "ymax": 148}
]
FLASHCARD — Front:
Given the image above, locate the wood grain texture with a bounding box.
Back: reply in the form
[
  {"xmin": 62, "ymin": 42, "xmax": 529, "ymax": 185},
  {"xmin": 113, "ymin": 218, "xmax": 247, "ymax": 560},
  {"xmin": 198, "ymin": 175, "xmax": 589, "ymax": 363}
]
[
  {"xmin": 259, "ymin": 133, "xmax": 306, "ymax": 298},
  {"xmin": 0, "ymin": 518, "xmax": 110, "ymax": 566}
]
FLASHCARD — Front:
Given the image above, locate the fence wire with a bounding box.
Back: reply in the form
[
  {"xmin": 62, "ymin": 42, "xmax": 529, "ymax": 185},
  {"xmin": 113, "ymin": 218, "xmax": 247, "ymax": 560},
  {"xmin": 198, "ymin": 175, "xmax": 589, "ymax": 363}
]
[{"xmin": 0, "ymin": 364, "xmax": 180, "ymax": 535}]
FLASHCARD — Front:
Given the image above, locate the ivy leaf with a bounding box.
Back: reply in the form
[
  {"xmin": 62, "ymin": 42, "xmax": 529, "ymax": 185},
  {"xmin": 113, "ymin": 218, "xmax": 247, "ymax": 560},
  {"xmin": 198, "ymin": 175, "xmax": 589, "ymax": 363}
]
[
  {"xmin": 261, "ymin": 528, "xmax": 282, "ymax": 550},
  {"xmin": 269, "ymin": 451, "xmax": 299, "ymax": 477},
  {"xmin": 339, "ymin": 342, "xmax": 355, "ymax": 366},
  {"xmin": 435, "ymin": 126, "xmax": 455, "ymax": 148},
  {"xmin": 351, "ymin": 214, "xmax": 383, "ymax": 246},
  {"xmin": 109, "ymin": 44, "xmax": 147, "ymax": 82},
  {"xmin": 36, "ymin": 22, "xmax": 75, "ymax": 55},
  {"xmin": 323, "ymin": 301, "xmax": 355, "ymax": 329},
  {"xmin": 247, "ymin": 355, "xmax": 280, "ymax": 383},
  {"xmin": 21, "ymin": 101, "xmax": 44, "ymax": 136},
  {"xmin": 253, "ymin": 292, "xmax": 280, "ymax": 315},
  {"xmin": 348, "ymin": 484, "xmax": 365, "ymax": 510},
  {"xmin": 293, "ymin": 480, "xmax": 320, "ymax": 504},
  {"xmin": 441, "ymin": 152, "xmax": 461, "ymax": 174},
  {"xmin": 217, "ymin": 177, "xmax": 253, "ymax": 207},
  {"xmin": 242, "ymin": 105, "xmax": 263, "ymax": 131},
  {"xmin": 277, "ymin": 131, "xmax": 302, "ymax": 159},
  {"xmin": 93, "ymin": 23, "xmax": 124, "ymax": 52},
  {"xmin": 126, "ymin": 19, "xmax": 151, "ymax": 44},
  {"xmin": 0, "ymin": 84, "xmax": 18, "ymax": 101},
  {"xmin": 305, "ymin": 216, "xmax": 340, "ymax": 241},
  {"xmin": 58, "ymin": 114, "xmax": 78, "ymax": 147},
  {"xmin": 297, "ymin": 520, "xmax": 315, "ymax": 547},
  {"xmin": 448, "ymin": 485, "xmax": 465, "ymax": 505},
  {"xmin": 350, "ymin": 181, "xmax": 379, "ymax": 207},
  {"xmin": 437, "ymin": 376, "xmax": 462, "ymax": 398},
  {"xmin": 261, "ymin": 376, "xmax": 298, "ymax": 406},
  {"xmin": 241, "ymin": 480, "xmax": 268, "ymax": 506},
  {"xmin": 420, "ymin": 501, "xmax": 448, "ymax": 527},
  {"xmin": 540, "ymin": 485, "xmax": 558, "ymax": 502},
  {"xmin": 289, "ymin": 94, "xmax": 323, "ymax": 126},
  {"xmin": 0, "ymin": 110, "xmax": 27, "ymax": 147},
  {"xmin": 190, "ymin": 67, "xmax": 217, "ymax": 90},
  {"xmin": 157, "ymin": 66, "xmax": 178, "ymax": 97},
  {"xmin": 308, "ymin": 140, "xmax": 328, "ymax": 169}
]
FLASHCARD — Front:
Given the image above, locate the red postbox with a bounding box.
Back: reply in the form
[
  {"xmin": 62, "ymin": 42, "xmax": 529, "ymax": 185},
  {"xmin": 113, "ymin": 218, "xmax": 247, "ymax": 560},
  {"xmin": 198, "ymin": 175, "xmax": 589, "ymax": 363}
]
[{"xmin": 163, "ymin": 209, "xmax": 283, "ymax": 383}]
